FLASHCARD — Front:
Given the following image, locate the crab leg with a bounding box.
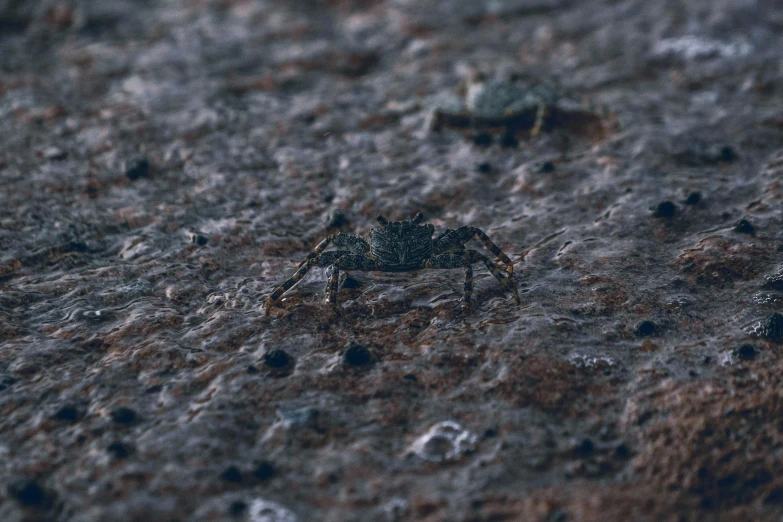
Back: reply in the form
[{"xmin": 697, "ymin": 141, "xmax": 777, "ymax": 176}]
[{"xmin": 433, "ymin": 227, "xmax": 515, "ymax": 275}]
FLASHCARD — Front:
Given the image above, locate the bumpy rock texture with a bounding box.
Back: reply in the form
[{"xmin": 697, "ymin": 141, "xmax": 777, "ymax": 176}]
[{"xmin": 2, "ymin": 1, "xmax": 783, "ymax": 521}]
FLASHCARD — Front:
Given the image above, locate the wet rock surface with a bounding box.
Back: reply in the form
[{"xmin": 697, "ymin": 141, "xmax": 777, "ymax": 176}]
[{"xmin": 1, "ymin": 1, "xmax": 783, "ymax": 521}]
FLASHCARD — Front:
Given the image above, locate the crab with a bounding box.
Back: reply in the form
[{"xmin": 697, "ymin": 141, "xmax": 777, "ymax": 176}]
[
  {"xmin": 265, "ymin": 212, "xmax": 520, "ymax": 313},
  {"xmin": 427, "ymin": 76, "xmax": 611, "ymax": 146}
]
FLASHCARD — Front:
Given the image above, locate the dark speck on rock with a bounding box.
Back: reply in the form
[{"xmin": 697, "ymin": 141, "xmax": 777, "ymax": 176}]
[
  {"xmin": 107, "ymin": 442, "xmax": 131, "ymax": 459},
  {"xmin": 735, "ymin": 345, "xmax": 757, "ymax": 360},
  {"xmin": 476, "ymin": 162, "xmax": 492, "ymax": 174},
  {"xmin": 326, "ymin": 209, "xmax": 350, "ymax": 229},
  {"xmin": 125, "ymin": 157, "xmax": 150, "ymax": 180},
  {"xmin": 8, "ymin": 480, "xmax": 53, "ymax": 508},
  {"xmin": 254, "ymin": 461, "xmax": 275, "ymax": 481},
  {"xmin": 342, "ymin": 343, "xmax": 373, "ymax": 366},
  {"xmin": 247, "ymin": 365, "xmax": 259, "ymax": 374},
  {"xmin": 53, "ymin": 405, "xmax": 80, "ymax": 422},
  {"xmin": 500, "ymin": 132, "xmax": 518, "ymax": 148},
  {"xmin": 733, "ymin": 219, "xmax": 755, "ymax": 236},
  {"xmin": 653, "ymin": 201, "xmax": 676, "ymax": 218},
  {"xmin": 473, "ymin": 133, "xmax": 492, "ymax": 147},
  {"xmin": 635, "ymin": 320, "xmax": 657, "ymax": 337},
  {"xmin": 221, "ymin": 466, "xmax": 243, "ymax": 483},
  {"xmin": 191, "ymin": 234, "xmax": 208, "ymax": 246},
  {"xmin": 573, "ymin": 438, "xmax": 595, "ymax": 456},
  {"xmin": 761, "ymin": 313, "xmax": 783, "ymax": 343},
  {"xmin": 110, "ymin": 407, "xmax": 137, "ymax": 424},
  {"xmin": 615, "ymin": 444, "xmax": 631, "ymax": 459},
  {"xmin": 538, "ymin": 161, "xmax": 555, "ymax": 173},
  {"xmin": 229, "ymin": 501, "xmax": 247, "ymax": 517},
  {"xmin": 263, "ymin": 349, "xmax": 291, "ymax": 368},
  {"xmin": 684, "ymin": 192, "xmax": 702, "ymax": 205},
  {"xmin": 712, "ymin": 144, "xmax": 737, "ymax": 163}
]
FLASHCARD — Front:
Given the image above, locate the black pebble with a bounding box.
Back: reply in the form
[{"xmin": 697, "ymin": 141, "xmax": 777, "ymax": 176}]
[
  {"xmin": 110, "ymin": 407, "xmax": 137, "ymax": 424},
  {"xmin": 733, "ymin": 219, "xmax": 755, "ymax": 236},
  {"xmin": 326, "ymin": 209, "xmax": 349, "ymax": 228},
  {"xmin": 635, "ymin": 320, "xmax": 657, "ymax": 337},
  {"xmin": 476, "ymin": 162, "xmax": 492, "ymax": 174},
  {"xmin": 684, "ymin": 192, "xmax": 702, "ymax": 205},
  {"xmin": 342, "ymin": 344, "xmax": 373, "ymax": 366},
  {"xmin": 229, "ymin": 501, "xmax": 247, "ymax": 517},
  {"xmin": 125, "ymin": 157, "xmax": 150, "ymax": 180},
  {"xmin": 53, "ymin": 405, "xmax": 80, "ymax": 422},
  {"xmin": 247, "ymin": 365, "xmax": 259, "ymax": 374},
  {"xmin": 106, "ymin": 442, "xmax": 131, "ymax": 459},
  {"xmin": 473, "ymin": 133, "xmax": 492, "ymax": 147},
  {"xmin": 735, "ymin": 344, "xmax": 757, "ymax": 360},
  {"xmin": 221, "ymin": 466, "xmax": 243, "ymax": 483},
  {"xmin": 254, "ymin": 461, "xmax": 275, "ymax": 481},
  {"xmin": 192, "ymin": 234, "xmax": 208, "ymax": 246},
  {"xmin": 263, "ymin": 349, "xmax": 291, "ymax": 368},
  {"xmin": 8, "ymin": 480, "xmax": 52, "ymax": 508},
  {"xmin": 761, "ymin": 313, "xmax": 783, "ymax": 343},
  {"xmin": 653, "ymin": 201, "xmax": 676, "ymax": 218},
  {"xmin": 484, "ymin": 428, "xmax": 497, "ymax": 438}
]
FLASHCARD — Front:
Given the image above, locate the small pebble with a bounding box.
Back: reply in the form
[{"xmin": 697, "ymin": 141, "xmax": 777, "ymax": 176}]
[
  {"xmin": 733, "ymin": 219, "xmax": 755, "ymax": 236},
  {"xmin": 653, "ymin": 201, "xmax": 676, "ymax": 218},
  {"xmin": 110, "ymin": 407, "xmax": 137, "ymax": 424},
  {"xmin": 263, "ymin": 349, "xmax": 291, "ymax": 368},
  {"xmin": 342, "ymin": 343, "xmax": 373, "ymax": 366},
  {"xmin": 42, "ymin": 146, "xmax": 67, "ymax": 161},
  {"xmin": 684, "ymin": 192, "xmax": 702, "ymax": 205},
  {"xmin": 125, "ymin": 157, "xmax": 150, "ymax": 180},
  {"xmin": 634, "ymin": 320, "xmax": 657, "ymax": 337}
]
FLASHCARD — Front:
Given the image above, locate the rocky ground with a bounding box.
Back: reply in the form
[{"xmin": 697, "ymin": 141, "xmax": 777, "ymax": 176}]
[{"xmin": 2, "ymin": 0, "xmax": 783, "ymax": 521}]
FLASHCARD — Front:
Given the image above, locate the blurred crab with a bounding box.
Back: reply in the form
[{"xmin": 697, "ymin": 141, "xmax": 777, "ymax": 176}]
[
  {"xmin": 265, "ymin": 212, "xmax": 520, "ymax": 313},
  {"xmin": 427, "ymin": 74, "xmax": 613, "ymax": 146}
]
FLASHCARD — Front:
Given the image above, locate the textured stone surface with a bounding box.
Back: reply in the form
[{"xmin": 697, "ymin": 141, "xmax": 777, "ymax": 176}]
[{"xmin": 2, "ymin": 1, "xmax": 783, "ymax": 521}]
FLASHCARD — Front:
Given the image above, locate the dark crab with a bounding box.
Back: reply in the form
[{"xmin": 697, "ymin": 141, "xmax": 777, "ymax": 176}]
[
  {"xmin": 427, "ymin": 76, "xmax": 612, "ymax": 146},
  {"xmin": 265, "ymin": 213, "xmax": 520, "ymax": 313}
]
